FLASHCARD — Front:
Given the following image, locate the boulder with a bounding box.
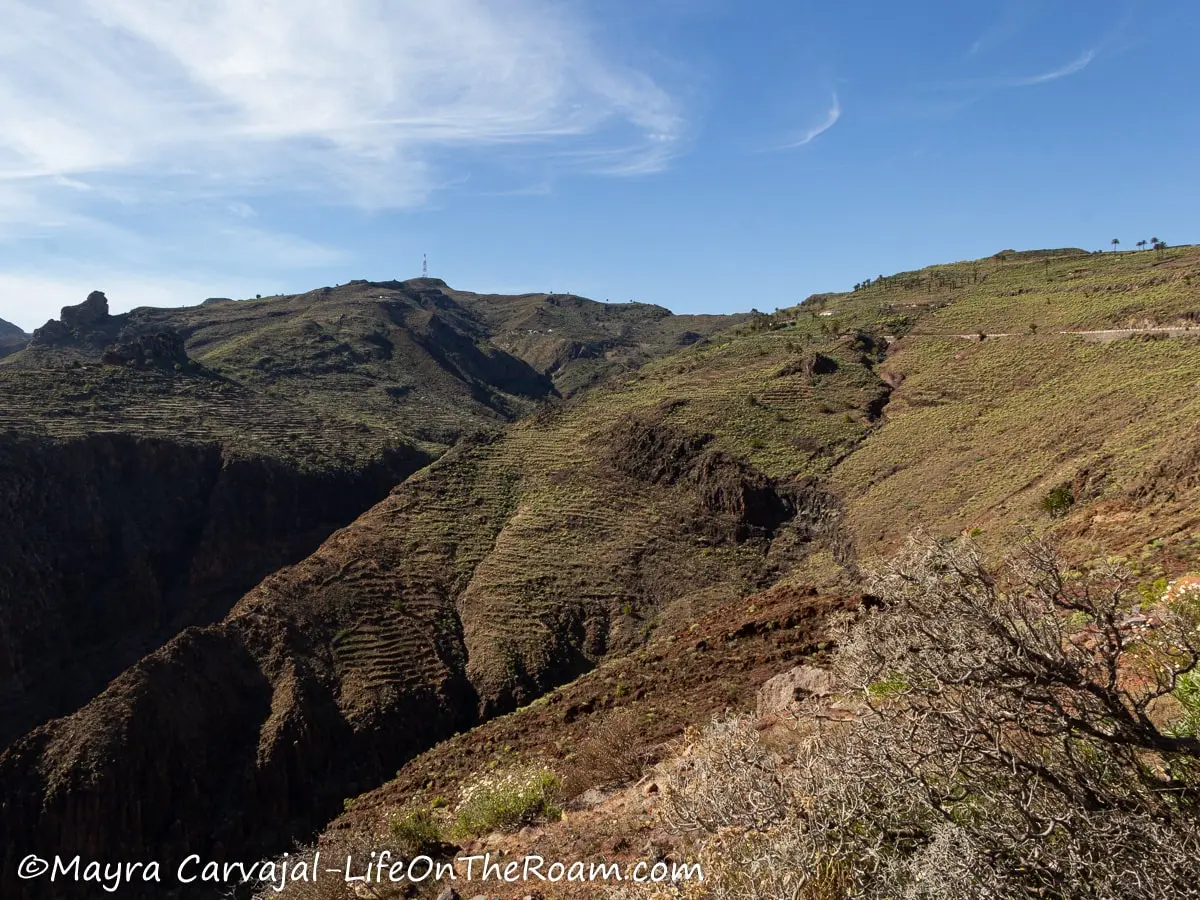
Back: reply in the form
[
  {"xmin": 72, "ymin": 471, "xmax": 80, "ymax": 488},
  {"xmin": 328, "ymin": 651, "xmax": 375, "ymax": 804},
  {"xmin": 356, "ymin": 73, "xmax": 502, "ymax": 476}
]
[{"xmin": 756, "ymin": 665, "xmax": 836, "ymax": 719}]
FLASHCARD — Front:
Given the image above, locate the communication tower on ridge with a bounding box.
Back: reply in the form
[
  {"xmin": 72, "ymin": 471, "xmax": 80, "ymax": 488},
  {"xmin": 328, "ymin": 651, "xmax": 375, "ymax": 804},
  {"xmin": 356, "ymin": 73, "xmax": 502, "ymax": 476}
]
[{"xmin": 422, "ymin": 253, "xmax": 428, "ymax": 278}]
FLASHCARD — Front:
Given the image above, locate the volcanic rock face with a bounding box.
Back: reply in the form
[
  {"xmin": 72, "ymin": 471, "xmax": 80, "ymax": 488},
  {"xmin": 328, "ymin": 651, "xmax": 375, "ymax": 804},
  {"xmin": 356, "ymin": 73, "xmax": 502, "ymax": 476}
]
[
  {"xmin": 25, "ymin": 291, "xmax": 198, "ymax": 374},
  {"xmin": 28, "ymin": 290, "xmax": 121, "ymax": 355},
  {"xmin": 60, "ymin": 289, "xmax": 109, "ymax": 330}
]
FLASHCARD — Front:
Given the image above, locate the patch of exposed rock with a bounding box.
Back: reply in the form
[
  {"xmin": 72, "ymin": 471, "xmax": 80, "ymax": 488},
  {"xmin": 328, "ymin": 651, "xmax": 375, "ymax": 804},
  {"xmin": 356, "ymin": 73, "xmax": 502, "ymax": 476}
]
[
  {"xmin": 28, "ymin": 291, "xmax": 122, "ymax": 359},
  {"xmin": 101, "ymin": 329, "xmax": 193, "ymax": 370}
]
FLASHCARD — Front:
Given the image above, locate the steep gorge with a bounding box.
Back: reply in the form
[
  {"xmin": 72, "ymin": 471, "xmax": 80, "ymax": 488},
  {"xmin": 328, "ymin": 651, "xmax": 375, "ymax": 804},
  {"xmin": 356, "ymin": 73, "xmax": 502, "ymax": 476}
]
[
  {"xmin": 0, "ymin": 432, "xmax": 429, "ymax": 749},
  {"xmin": 0, "ymin": 402, "xmax": 853, "ymax": 900}
]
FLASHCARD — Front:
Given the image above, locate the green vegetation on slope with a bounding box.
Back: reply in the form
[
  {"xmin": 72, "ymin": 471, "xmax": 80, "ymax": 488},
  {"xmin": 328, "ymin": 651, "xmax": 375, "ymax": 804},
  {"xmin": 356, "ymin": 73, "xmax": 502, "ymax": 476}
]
[{"xmin": 2, "ymin": 279, "xmax": 744, "ymax": 462}]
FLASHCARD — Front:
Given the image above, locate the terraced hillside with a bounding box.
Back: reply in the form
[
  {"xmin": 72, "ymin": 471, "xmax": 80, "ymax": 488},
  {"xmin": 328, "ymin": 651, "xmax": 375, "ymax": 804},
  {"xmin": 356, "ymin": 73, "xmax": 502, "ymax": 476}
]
[
  {"xmin": 0, "ymin": 292, "xmax": 886, "ymax": 898},
  {"xmin": 0, "ymin": 283, "xmax": 738, "ymax": 754},
  {"xmin": 821, "ymin": 244, "xmax": 1200, "ymax": 573},
  {"xmin": 3, "ymin": 245, "xmax": 1200, "ymax": 899}
]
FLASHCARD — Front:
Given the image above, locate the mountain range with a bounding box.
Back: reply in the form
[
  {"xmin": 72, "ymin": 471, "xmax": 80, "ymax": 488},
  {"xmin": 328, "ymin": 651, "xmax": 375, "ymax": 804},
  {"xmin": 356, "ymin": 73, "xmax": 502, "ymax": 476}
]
[{"xmin": 2, "ymin": 246, "xmax": 1199, "ymax": 898}]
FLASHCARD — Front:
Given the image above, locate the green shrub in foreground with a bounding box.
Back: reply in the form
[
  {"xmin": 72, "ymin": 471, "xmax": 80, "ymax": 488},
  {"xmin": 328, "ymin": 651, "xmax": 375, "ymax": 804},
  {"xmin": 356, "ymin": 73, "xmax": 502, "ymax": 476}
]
[
  {"xmin": 388, "ymin": 806, "xmax": 445, "ymax": 856},
  {"xmin": 451, "ymin": 767, "xmax": 562, "ymax": 839}
]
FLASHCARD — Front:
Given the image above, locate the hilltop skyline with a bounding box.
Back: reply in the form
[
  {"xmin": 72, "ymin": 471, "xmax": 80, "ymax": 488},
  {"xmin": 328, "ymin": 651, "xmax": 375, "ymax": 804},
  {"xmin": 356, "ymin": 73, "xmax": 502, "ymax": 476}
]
[{"xmin": 1, "ymin": 0, "xmax": 1197, "ymax": 330}]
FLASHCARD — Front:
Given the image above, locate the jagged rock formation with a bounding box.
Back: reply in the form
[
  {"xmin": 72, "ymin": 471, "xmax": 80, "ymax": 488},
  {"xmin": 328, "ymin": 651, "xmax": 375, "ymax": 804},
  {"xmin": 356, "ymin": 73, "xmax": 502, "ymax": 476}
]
[
  {"xmin": 60, "ymin": 289, "xmax": 109, "ymax": 331},
  {"xmin": 28, "ymin": 290, "xmax": 121, "ymax": 356}
]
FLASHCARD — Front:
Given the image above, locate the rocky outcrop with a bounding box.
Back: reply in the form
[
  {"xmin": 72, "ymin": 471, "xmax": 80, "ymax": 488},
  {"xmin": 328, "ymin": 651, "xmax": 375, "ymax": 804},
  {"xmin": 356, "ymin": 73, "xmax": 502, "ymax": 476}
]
[
  {"xmin": 756, "ymin": 664, "xmax": 836, "ymax": 719},
  {"xmin": 603, "ymin": 414, "xmax": 838, "ymax": 540},
  {"xmin": 100, "ymin": 329, "xmax": 193, "ymax": 369},
  {"xmin": 27, "ymin": 292, "xmax": 203, "ymax": 376},
  {"xmin": 28, "ymin": 291, "xmax": 121, "ymax": 356},
  {"xmin": 60, "ymin": 290, "xmax": 109, "ymax": 331}
]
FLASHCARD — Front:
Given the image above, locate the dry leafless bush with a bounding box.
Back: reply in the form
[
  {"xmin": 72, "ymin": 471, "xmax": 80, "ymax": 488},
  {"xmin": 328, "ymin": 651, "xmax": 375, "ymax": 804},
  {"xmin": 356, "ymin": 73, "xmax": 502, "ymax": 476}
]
[
  {"xmin": 657, "ymin": 716, "xmax": 792, "ymax": 834},
  {"xmin": 830, "ymin": 534, "xmax": 1200, "ymax": 897},
  {"xmin": 644, "ymin": 535, "xmax": 1200, "ymax": 899},
  {"xmin": 564, "ymin": 706, "xmax": 655, "ymax": 796}
]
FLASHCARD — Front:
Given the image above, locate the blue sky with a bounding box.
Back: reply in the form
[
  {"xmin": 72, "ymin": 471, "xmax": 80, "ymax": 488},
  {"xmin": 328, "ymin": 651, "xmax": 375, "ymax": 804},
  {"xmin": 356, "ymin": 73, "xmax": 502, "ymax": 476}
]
[{"xmin": 0, "ymin": 0, "xmax": 1196, "ymax": 330}]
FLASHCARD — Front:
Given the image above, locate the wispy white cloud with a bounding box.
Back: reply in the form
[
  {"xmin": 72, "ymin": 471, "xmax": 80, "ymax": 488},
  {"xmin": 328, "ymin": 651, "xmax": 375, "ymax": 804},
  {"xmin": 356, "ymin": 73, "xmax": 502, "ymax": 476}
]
[
  {"xmin": 929, "ymin": 46, "xmax": 1101, "ymax": 99},
  {"xmin": 1010, "ymin": 48, "xmax": 1097, "ymax": 86},
  {"xmin": 0, "ymin": 0, "xmax": 683, "ymax": 201},
  {"xmin": 0, "ymin": 0, "xmax": 685, "ymax": 307},
  {"xmin": 779, "ymin": 93, "xmax": 842, "ymax": 150}
]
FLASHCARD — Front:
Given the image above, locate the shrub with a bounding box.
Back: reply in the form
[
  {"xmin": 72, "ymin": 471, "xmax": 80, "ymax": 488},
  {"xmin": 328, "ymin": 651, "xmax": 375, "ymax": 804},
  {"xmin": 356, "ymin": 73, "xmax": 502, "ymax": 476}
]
[
  {"xmin": 564, "ymin": 707, "xmax": 653, "ymax": 796},
  {"xmin": 832, "ymin": 536, "xmax": 1200, "ymax": 898},
  {"xmin": 1039, "ymin": 482, "xmax": 1075, "ymax": 517},
  {"xmin": 451, "ymin": 766, "xmax": 562, "ymax": 839},
  {"xmin": 388, "ymin": 805, "xmax": 444, "ymax": 856},
  {"xmin": 657, "ymin": 716, "xmax": 791, "ymax": 834},
  {"xmin": 641, "ymin": 536, "xmax": 1200, "ymax": 900}
]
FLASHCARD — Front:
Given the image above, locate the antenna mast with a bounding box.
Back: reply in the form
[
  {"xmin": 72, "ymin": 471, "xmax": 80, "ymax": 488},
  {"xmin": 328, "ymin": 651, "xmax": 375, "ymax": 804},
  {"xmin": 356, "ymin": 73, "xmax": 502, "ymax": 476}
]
[{"xmin": 422, "ymin": 253, "xmax": 428, "ymax": 278}]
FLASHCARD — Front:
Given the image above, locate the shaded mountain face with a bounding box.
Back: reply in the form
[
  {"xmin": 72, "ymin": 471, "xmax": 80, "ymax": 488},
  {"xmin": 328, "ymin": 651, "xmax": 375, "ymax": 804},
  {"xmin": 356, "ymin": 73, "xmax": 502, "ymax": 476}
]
[
  {"xmin": 0, "ymin": 433, "xmax": 427, "ymax": 749},
  {"xmin": 0, "ymin": 317, "xmax": 27, "ymax": 360},
  {"xmin": 0, "ymin": 282, "xmax": 742, "ymax": 758},
  {"xmin": 5, "ymin": 248, "xmax": 1200, "ymax": 899}
]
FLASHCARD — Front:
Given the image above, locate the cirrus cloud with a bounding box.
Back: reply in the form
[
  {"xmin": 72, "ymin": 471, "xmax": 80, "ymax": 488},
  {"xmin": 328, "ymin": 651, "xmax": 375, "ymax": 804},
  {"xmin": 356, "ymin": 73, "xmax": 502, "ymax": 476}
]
[
  {"xmin": 779, "ymin": 93, "xmax": 842, "ymax": 150},
  {"xmin": 0, "ymin": 0, "xmax": 684, "ymax": 204},
  {"xmin": 0, "ymin": 0, "xmax": 686, "ymax": 328}
]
